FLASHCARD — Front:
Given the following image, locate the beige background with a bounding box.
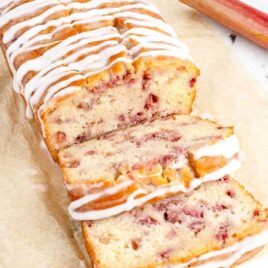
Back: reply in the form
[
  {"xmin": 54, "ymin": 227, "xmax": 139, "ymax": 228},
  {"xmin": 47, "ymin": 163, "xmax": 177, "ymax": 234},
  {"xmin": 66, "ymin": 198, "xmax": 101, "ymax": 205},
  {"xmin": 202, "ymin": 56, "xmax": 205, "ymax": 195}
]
[{"xmin": 0, "ymin": 0, "xmax": 268, "ymax": 267}]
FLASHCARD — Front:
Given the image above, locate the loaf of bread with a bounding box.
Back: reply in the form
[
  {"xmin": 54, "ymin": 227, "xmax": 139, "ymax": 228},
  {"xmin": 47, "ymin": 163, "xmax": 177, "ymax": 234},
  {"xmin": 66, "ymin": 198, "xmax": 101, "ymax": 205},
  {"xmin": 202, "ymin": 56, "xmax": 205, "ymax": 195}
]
[
  {"xmin": 58, "ymin": 115, "xmax": 241, "ymax": 220},
  {"xmin": 0, "ymin": 0, "xmax": 199, "ymax": 160},
  {"xmin": 82, "ymin": 177, "xmax": 268, "ymax": 268},
  {"xmin": 2, "ymin": 2, "xmax": 267, "ymax": 268}
]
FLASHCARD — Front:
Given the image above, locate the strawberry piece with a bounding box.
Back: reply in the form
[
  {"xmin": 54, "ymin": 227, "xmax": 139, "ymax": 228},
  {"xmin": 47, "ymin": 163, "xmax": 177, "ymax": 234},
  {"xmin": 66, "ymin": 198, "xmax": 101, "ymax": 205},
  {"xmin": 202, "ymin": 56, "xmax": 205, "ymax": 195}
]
[
  {"xmin": 188, "ymin": 221, "xmax": 206, "ymax": 235},
  {"xmin": 226, "ymin": 189, "xmax": 236, "ymax": 198},
  {"xmin": 183, "ymin": 206, "xmax": 204, "ymax": 218},
  {"xmin": 138, "ymin": 216, "xmax": 158, "ymax": 226},
  {"xmin": 144, "ymin": 94, "xmax": 159, "ymax": 110},
  {"xmin": 164, "ymin": 210, "xmax": 182, "ymax": 224},
  {"xmin": 66, "ymin": 159, "xmax": 80, "ymax": 168},
  {"xmin": 131, "ymin": 239, "xmax": 141, "ymax": 250},
  {"xmin": 189, "ymin": 78, "xmax": 196, "ymax": 87},
  {"xmin": 142, "ymin": 71, "xmax": 153, "ymax": 90},
  {"xmin": 216, "ymin": 222, "xmax": 231, "ymax": 243},
  {"xmin": 55, "ymin": 131, "xmax": 66, "ymax": 143}
]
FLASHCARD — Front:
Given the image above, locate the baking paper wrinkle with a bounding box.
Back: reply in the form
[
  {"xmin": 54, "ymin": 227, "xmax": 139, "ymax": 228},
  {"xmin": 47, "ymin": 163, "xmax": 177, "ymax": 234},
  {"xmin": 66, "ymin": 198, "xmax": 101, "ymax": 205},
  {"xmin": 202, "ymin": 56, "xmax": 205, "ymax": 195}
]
[{"xmin": 0, "ymin": 0, "xmax": 268, "ymax": 267}]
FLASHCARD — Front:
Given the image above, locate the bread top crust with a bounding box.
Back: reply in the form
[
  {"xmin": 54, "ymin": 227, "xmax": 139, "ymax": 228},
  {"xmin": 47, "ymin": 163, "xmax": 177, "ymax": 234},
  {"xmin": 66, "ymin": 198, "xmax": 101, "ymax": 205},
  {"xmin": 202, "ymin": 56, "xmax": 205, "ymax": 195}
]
[{"xmin": 0, "ymin": 0, "xmax": 196, "ymax": 123}]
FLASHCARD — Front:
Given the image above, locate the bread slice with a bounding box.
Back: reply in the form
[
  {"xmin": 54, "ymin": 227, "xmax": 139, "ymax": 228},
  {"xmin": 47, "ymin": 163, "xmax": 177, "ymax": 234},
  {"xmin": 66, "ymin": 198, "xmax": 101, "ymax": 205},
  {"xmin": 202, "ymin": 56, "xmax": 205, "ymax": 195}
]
[
  {"xmin": 58, "ymin": 115, "xmax": 240, "ymax": 220},
  {"xmin": 82, "ymin": 177, "xmax": 268, "ymax": 268},
  {"xmin": 0, "ymin": 0, "xmax": 199, "ymax": 160}
]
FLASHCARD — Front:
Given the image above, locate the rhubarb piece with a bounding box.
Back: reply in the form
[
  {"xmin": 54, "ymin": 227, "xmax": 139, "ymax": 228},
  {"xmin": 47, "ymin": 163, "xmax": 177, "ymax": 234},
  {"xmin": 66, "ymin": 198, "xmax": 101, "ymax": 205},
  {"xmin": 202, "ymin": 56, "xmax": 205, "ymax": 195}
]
[
  {"xmin": 82, "ymin": 178, "xmax": 268, "ymax": 268},
  {"xmin": 180, "ymin": 0, "xmax": 268, "ymax": 50},
  {"xmin": 59, "ymin": 115, "xmax": 241, "ymax": 221}
]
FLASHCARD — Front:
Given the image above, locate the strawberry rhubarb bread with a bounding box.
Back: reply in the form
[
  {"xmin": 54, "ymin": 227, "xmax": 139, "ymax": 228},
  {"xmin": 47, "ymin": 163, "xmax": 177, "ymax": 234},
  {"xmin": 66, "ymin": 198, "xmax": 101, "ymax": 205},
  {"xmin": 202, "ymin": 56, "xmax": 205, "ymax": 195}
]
[
  {"xmin": 58, "ymin": 115, "xmax": 241, "ymax": 221},
  {"xmin": 0, "ymin": 0, "xmax": 199, "ymax": 160},
  {"xmin": 81, "ymin": 177, "xmax": 268, "ymax": 268}
]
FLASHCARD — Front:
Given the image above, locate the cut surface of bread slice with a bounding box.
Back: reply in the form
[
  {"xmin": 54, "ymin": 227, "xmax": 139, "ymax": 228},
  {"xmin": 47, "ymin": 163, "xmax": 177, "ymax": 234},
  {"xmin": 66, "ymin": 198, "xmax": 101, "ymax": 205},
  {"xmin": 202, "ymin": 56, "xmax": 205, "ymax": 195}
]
[
  {"xmin": 58, "ymin": 115, "xmax": 240, "ymax": 220},
  {"xmin": 82, "ymin": 178, "xmax": 268, "ymax": 268},
  {"xmin": 0, "ymin": 0, "xmax": 199, "ymax": 160}
]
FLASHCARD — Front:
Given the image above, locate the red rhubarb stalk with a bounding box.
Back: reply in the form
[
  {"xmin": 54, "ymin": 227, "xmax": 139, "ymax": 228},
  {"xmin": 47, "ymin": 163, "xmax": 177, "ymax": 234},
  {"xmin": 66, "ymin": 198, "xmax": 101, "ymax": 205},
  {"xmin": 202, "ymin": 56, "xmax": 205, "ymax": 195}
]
[{"xmin": 179, "ymin": 0, "xmax": 268, "ymax": 50}]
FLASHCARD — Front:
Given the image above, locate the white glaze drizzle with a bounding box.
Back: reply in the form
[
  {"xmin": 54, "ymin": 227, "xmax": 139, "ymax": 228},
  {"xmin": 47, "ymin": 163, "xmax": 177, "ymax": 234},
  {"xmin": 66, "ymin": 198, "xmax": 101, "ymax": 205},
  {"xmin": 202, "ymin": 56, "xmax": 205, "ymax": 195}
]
[
  {"xmin": 194, "ymin": 135, "xmax": 240, "ymax": 160},
  {"xmin": 68, "ymin": 158, "xmax": 241, "ymax": 221},
  {"xmin": 0, "ymin": 0, "xmax": 20, "ymax": 12},
  {"xmin": 4, "ymin": 4, "xmax": 68, "ymax": 44},
  {"xmin": 0, "ymin": 0, "xmax": 190, "ymax": 120},
  {"xmin": 68, "ymin": 179, "xmax": 134, "ymax": 219},
  {"xmin": 68, "ymin": 0, "xmax": 160, "ymax": 14},
  {"xmin": 0, "ymin": 0, "xmax": 58, "ymax": 28},
  {"xmin": 163, "ymin": 229, "xmax": 268, "ymax": 268}
]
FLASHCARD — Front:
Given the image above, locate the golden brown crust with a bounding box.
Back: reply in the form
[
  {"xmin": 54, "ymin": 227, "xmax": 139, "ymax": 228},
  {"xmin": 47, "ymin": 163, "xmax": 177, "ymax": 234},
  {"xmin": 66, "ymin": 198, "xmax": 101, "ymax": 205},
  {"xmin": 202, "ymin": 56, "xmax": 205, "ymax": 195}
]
[
  {"xmin": 191, "ymin": 156, "xmax": 228, "ymax": 177},
  {"xmin": 82, "ymin": 221, "xmax": 102, "ymax": 268}
]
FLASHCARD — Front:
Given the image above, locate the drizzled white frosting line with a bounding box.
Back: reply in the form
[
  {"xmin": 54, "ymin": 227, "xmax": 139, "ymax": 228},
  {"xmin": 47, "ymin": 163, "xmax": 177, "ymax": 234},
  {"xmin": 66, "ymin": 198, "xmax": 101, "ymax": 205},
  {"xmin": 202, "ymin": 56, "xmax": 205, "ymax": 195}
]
[
  {"xmin": 43, "ymin": 74, "xmax": 84, "ymax": 104},
  {"xmin": 66, "ymin": 45, "xmax": 127, "ymax": 72},
  {"xmin": 68, "ymin": 0, "xmax": 160, "ymax": 15},
  {"xmin": 0, "ymin": 0, "xmax": 57, "ymax": 28},
  {"xmin": 16, "ymin": 26, "xmax": 119, "ymax": 86},
  {"xmin": 3, "ymin": 4, "xmax": 68, "ymax": 44},
  {"xmin": 123, "ymin": 31, "xmax": 188, "ymax": 49},
  {"xmin": 135, "ymin": 50, "xmax": 191, "ymax": 62},
  {"xmin": 0, "ymin": 0, "xmax": 16, "ymax": 10},
  {"xmin": 68, "ymin": 180, "xmax": 134, "ymax": 218},
  {"xmin": 52, "ymin": 86, "xmax": 81, "ymax": 99},
  {"xmin": 194, "ymin": 135, "xmax": 240, "ymax": 160},
  {"xmin": 163, "ymin": 229, "xmax": 268, "ymax": 268},
  {"xmin": 68, "ymin": 158, "xmax": 240, "ymax": 221},
  {"xmin": 2, "ymin": 3, "xmax": 168, "ymax": 44}
]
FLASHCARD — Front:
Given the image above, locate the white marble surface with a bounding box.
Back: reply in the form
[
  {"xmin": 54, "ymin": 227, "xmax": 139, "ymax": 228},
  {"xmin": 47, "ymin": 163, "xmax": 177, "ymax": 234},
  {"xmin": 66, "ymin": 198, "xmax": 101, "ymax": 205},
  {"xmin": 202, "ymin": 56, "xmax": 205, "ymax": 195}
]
[
  {"xmin": 242, "ymin": 0, "xmax": 268, "ymax": 13},
  {"xmin": 205, "ymin": 1, "xmax": 268, "ymax": 267},
  {"xmin": 205, "ymin": 0, "xmax": 268, "ymax": 92}
]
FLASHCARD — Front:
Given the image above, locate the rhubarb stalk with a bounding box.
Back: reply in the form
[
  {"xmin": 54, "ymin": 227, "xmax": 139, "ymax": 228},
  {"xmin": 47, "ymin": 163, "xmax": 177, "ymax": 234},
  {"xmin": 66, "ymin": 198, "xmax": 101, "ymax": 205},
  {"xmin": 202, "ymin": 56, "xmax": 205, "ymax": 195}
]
[{"xmin": 179, "ymin": 0, "xmax": 268, "ymax": 50}]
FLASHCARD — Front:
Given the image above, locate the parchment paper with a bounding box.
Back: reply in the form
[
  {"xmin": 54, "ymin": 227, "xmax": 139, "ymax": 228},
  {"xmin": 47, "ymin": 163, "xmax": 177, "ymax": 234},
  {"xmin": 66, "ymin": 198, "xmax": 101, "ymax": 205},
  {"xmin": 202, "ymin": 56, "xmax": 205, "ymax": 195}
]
[{"xmin": 0, "ymin": 1, "xmax": 268, "ymax": 267}]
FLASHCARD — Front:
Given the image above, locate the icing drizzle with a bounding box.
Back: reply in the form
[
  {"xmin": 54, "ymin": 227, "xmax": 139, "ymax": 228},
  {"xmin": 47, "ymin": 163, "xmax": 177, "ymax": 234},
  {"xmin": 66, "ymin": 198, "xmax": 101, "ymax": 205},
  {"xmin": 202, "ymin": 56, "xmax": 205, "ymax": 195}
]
[
  {"xmin": 68, "ymin": 157, "xmax": 241, "ymax": 221},
  {"xmin": 194, "ymin": 135, "xmax": 240, "ymax": 160},
  {"xmin": 0, "ymin": 0, "xmax": 191, "ymax": 119}
]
